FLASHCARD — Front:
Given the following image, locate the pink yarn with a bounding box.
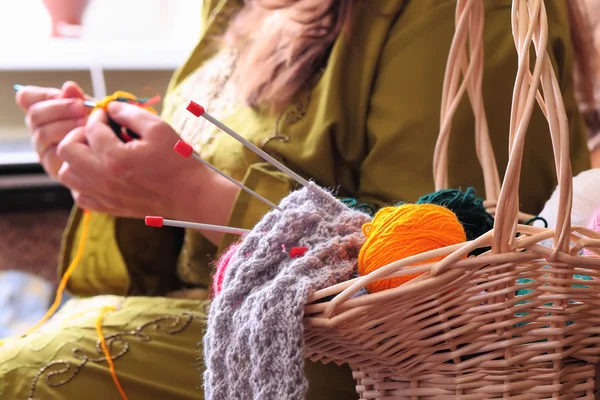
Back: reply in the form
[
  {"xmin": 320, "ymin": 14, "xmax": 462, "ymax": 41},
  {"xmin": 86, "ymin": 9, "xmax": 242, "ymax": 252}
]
[
  {"xmin": 212, "ymin": 243, "xmax": 241, "ymax": 297},
  {"xmin": 584, "ymin": 207, "xmax": 600, "ymax": 256}
]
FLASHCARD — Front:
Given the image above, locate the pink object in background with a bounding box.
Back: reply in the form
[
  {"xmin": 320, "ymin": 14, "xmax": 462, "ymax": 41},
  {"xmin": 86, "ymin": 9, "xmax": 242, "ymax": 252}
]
[
  {"xmin": 212, "ymin": 243, "xmax": 241, "ymax": 297},
  {"xmin": 41, "ymin": 0, "xmax": 90, "ymax": 37},
  {"xmin": 584, "ymin": 207, "xmax": 600, "ymax": 256}
]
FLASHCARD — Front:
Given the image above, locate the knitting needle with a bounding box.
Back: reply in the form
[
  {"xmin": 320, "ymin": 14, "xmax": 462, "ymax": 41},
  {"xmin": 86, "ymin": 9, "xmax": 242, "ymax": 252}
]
[
  {"xmin": 173, "ymin": 140, "xmax": 283, "ymax": 211},
  {"xmin": 145, "ymin": 216, "xmax": 249, "ymax": 235},
  {"xmin": 13, "ymin": 84, "xmax": 96, "ymax": 107},
  {"xmin": 186, "ymin": 101, "xmax": 311, "ymax": 189}
]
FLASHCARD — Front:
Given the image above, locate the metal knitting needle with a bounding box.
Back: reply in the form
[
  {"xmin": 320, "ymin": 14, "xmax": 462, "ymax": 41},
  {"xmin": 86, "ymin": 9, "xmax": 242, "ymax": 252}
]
[
  {"xmin": 186, "ymin": 101, "xmax": 311, "ymax": 189},
  {"xmin": 145, "ymin": 216, "xmax": 249, "ymax": 235},
  {"xmin": 13, "ymin": 84, "xmax": 96, "ymax": 107},
  {"xmin": 174, "ymin": 140, "xmax": 283, "ymax": 211}
]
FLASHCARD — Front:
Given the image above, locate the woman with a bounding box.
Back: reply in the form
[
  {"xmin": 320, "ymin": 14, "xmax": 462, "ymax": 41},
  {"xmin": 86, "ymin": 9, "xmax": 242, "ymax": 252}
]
[{"xmin": 3, "ymin": 0, "xmax": 596, "ymax": 398}]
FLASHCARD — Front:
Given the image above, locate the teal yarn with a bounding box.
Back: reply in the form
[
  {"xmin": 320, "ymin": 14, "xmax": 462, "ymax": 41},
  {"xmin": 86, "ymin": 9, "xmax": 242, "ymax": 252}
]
[
  {"xmin": 340, "ymin": 198, "xmax": 379, "ymax": 217},
  {"xmin": 416, "ymin": 187, "xmax": 494, "ymax": 241},
  {"xmin": 524, "ymin": 216, "xmax": 548, "ymax": 228}
]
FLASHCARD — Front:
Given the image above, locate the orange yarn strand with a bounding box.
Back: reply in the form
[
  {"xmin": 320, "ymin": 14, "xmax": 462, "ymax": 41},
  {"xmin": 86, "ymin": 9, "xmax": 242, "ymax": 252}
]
[
  {"xmin": 358, "ymin": 204, "xmax": 467, "ymax": 293},
  {"xmin": 19, "ymin": 209, "xmax": 127, "ymax": 399},
  {"xmin": 96, "ymin": 306, "xmax": 129, "ymax": 400},
  {"xmin": 93, "ymin": 91, "xmax": 159, "ymax": 114},
  {"xmin": 22, "ymin": 210, "xmax": 92, "ymax": 336}
]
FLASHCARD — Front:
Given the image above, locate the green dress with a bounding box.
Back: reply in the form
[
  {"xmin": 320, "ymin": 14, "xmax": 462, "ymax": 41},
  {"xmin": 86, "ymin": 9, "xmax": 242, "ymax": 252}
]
[{"xmin": 0, "ymin": 1, "xmax": 589, "ymax": 398}]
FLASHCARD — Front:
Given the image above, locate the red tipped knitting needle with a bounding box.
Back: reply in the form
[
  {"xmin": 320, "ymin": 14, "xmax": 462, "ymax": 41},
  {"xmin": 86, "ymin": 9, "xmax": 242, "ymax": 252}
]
[
  {"xmin": 186, "ymin": 101, "xmax": 311, "ymax": 189},
  {"xmin": 173, "ymin": 140, "xmax": 282, "ymax": 211},
  {"xmin": 145, "ymin": 216, "xmax": 249, "ymax": 235}
]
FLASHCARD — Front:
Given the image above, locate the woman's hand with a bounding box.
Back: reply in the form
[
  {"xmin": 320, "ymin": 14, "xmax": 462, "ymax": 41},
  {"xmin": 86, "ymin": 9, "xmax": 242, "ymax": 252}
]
[
  {"xmin": 15, "ymin": 81, "xmax": 90, "ymax": 178},
  {"xmin": 57, "ymin": 102, "xmax": 240, "ymax": 245}
]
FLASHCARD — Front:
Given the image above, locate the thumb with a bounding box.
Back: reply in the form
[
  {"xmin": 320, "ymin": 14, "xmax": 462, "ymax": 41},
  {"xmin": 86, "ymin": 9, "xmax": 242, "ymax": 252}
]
[
  {"xmin": 87, "ymin": 107, "xmax": 109, "ymax": 126},
  {"xmin": 60, "ymin": 81, "xmax": 85, "ymax": 99},
  {"xmin": 106, "ymin": 101, "xmax": 159, "ymax": 136}
]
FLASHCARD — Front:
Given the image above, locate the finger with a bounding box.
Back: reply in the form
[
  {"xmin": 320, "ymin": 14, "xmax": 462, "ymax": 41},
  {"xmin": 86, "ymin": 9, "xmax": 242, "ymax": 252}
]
[
  {"xmin": 106, "ymin": 101, "xmax": 160, "ymax": 138},
  {"xmin": 57, "ymin": 162, "xmax": 99, "ymax": 195},
  {"xmin": 26, "ymin": 98, "xmax": 90, "ymax": 130},
  {"xmin": 87, "ymin": 107, "xmax": 108, "ymax": 125},
  {"xmin": 60, "ymin": 81, "xmax": 85, "ymax": 99},
  {"xmin": 32, "ymin": 117, "xmax": 87, "ymax": 154},
  {"xmin": 58, "ymin": 143, "xmax": 127, "ymax": 211},
  {"xmin": 56, "ymin": 127, "xmax": 102, "ymax": 179},
  {"xmin": 16, "ymin": 86, "xmax": 62, "ymax": 110},
  {"xmin": 85, "ymin": 109, "xmax": 126, "ymax": 154},
  {"xmin": 38, "ymin": 145, "xmax": 63, "ymax": 179}
]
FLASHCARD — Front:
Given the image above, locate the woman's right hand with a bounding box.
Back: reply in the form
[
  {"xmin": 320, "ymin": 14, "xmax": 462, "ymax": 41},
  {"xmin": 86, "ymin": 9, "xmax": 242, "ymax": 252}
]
[{"xmin": 15, "ymin": 81, "xmax": 90, "ymax": 178}]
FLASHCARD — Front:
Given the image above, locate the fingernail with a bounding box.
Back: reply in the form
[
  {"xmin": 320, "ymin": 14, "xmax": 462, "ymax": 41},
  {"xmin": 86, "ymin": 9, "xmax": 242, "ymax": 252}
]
[
  {"xmin": 71, "ymin": 100, "xmax": 89, "ymax": 115},
  {"xmin": 107, "ymin": 101, "xmax": 123, "ymax": 113}
]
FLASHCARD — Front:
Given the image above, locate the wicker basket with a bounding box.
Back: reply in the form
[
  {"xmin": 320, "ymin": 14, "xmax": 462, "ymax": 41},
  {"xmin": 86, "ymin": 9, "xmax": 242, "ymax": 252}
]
[{"xmin": 303, "ymin": 0, "xmax": 600, "ymax": 398}]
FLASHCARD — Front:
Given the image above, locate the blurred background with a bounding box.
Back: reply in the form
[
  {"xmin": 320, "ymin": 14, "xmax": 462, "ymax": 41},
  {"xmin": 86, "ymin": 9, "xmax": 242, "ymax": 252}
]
[{"xmin": 0, "ymin": 0, "xmax": 200, "ymax": 335}]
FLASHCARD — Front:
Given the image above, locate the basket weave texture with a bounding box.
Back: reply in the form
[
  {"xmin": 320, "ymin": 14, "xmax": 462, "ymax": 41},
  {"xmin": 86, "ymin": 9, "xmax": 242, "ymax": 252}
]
[{"xmin": 303, "ymin": 0, "xmax": 600, "ymax": 398}]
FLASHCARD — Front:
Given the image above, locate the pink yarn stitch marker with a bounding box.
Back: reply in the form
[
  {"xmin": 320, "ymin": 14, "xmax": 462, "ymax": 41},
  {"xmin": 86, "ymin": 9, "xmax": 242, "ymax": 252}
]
[
  {"xmin": 584, "ymin": 207, "xmax": 600, "ymax": 256},
  {"xmin": 289, "ymin": 247, "xmax": 308, "ymax": 258},
  {"xmin": 212, "ymin": 243, "xmax": 240, "ymax": 297}
]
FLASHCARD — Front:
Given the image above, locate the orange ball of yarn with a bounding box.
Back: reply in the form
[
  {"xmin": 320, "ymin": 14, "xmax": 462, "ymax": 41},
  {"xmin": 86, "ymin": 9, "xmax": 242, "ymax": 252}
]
[{"xmin": 358, "ymin": 203, "xmax": 467, "ymax": 293}]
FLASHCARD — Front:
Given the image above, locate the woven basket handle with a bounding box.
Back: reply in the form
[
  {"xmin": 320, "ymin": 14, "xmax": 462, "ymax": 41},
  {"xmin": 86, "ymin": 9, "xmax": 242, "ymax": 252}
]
[
  {"xmin": 493, "ymin": 0, "xmax": 573, "ymax": 253},
  {"xmin": 433, "ymin": 0, "xmax": 501, "ymax": 203}
]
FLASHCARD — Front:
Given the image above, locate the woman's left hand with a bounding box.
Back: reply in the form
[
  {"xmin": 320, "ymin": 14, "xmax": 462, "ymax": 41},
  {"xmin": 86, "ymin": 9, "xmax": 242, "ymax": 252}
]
[{"xmin": 57, "ymin": 102, "xmax": 240, "ymax": 245}]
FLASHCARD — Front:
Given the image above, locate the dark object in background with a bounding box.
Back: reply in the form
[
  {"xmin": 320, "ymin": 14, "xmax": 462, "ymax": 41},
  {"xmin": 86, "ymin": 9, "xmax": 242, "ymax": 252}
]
[
  {"xmin": 0, "ymin": 152, "xmax": 73, "ymax": 284},
  {"xmin": 0, "ymin": 162, "xmax": 73, "ymax": 212},
  {"xmin": 0, "ymin": 208, "xmax": 69, "ymax": 284}
]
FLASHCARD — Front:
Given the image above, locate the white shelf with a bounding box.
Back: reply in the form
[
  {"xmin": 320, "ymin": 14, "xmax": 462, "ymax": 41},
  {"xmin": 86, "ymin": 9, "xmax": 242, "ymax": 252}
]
[
  {"xmin": 0, "ymin": 138, "xmax": 39, "ymax": 166},
  {"xmin": 0, "ymin": 152, "xmax": 39, "ymax": 167},
  {"xmin": 0, "ymin": 39, "xmax": 194, "ymax": 71}
]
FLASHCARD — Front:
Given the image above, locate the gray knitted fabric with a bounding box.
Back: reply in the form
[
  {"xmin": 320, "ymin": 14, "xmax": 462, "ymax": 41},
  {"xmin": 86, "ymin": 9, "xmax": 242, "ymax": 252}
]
[{"xmin": 203, "ymin": 183, "xmax": 371, "ymax": 400}]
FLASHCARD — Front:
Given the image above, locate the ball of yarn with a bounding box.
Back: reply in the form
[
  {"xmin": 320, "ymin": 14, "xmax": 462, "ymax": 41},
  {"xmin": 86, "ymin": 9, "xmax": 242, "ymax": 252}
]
[
  {"xmin": 358, "ymin": 203, "xmax": 467, "ymax": 293},
  {"xmin": 416, "ymin": 187, "xmax": 493, "ymax": 241},
  {"xmin": 583, "ymin": 207, "xmax": 600, "ymax": 256},
  {"xmin": 212, "ymin": 243, "xmax": 240, "ymax": 297},
  {"xmin": 536, "ymin": 169, "xmax": 600, "ymax": 248}
]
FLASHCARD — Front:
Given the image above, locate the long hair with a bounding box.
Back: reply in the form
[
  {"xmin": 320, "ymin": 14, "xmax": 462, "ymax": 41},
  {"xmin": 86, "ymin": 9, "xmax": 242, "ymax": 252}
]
[
  {"xmin": 223, "ymin": 0, "xmax": 359, "ymax": 112},
  {"xmin": 566, "ymin": 0, "xmax": 599, "ymax": 133},
  {"xmin": 224, "ymin": 0, "xmax": 599, "ymax": 125}
]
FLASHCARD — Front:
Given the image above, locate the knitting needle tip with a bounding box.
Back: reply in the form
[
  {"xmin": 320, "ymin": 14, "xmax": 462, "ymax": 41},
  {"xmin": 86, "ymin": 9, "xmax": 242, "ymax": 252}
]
[
  {"xmin": 13, "ymin": 83, "xmax": 96, "ymax": 108},
  {"xmin": 174, "ymin": 140, "xmax": 193, "ymax": 158},
  {"xmin": 186, "ymin": 101, "xmax": 205, "ymax": 117},
  {"xmin": 145, "ymin": 216, "xmax": 164, "ymax": 227}
]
